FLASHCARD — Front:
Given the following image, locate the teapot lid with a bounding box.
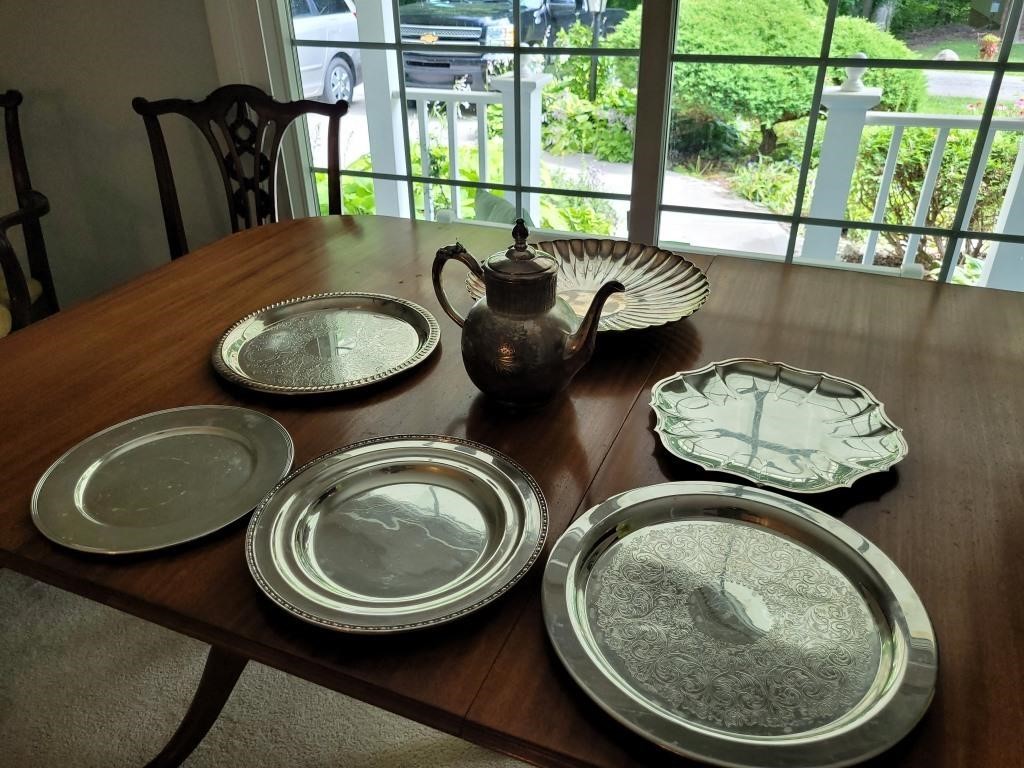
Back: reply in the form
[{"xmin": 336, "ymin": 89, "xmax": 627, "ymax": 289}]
[{"xmin": 484, "ymin": 219, "xmax": 557, "ymax": 279}]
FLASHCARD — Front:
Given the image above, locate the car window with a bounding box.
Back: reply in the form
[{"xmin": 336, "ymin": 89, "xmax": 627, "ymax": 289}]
[
  {"xmin": 315, "ymin": 0, "xmax": 351, "ymax": 14},
  {"xmin": 291, "ymin": 0, "xmax": 311, "ymax": 18}
]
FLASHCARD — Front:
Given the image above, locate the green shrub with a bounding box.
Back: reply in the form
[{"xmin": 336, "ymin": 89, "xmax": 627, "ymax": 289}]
[
  {"xmin": 543, "ymin": 23, "xmax": 635, "ymax": 163},
  {"xmin": 668, "ymin": 109, "xmax": 746, "ymax": 162},
  {"xmin": 731, "ymin": 157, "xmax": 804, "ymax": 213},
  {"xmin": 890, "ymin": 0, "xmax": 971, "ymax": 36}
]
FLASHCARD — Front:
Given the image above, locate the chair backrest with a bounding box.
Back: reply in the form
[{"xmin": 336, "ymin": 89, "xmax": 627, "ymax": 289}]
[
  {"xmin": 1, "ymin": 90, "xmax": 57, "ymax": 332},
  {"xmin": 132, "ymin": 84, "xmax": 347, "ymax": 260}
]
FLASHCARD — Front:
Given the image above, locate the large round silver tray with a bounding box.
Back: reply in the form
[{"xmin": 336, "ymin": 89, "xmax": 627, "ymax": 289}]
[
  {"xmin": 32, "ymin": 406, "xmax": 294, "ymax": 554},
  {"xmin": 213, "ymin": 292, "xmax": 440, "ymax": 394},
  {"xmin": 467, "ymin": 239, "xmax": 710, "ymax": 331},
  {"xmin": 543, "ymin": 482, "xmax": 937, "ymax": 768},
  {"xmin": 651, "ymin": 358, "xmax": 908, "ymax": 493},
  {"xmin": 247, "ymin": 435, "xmax": 548, "ymax": 633}
]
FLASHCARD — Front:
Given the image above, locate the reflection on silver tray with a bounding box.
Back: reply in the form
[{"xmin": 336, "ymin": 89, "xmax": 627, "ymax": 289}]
[
  {"xmin": 247, "ymin": 435, "xmax": 547, "ymax": 633},
  {"xmin": 467, "ymin": 239, "xmax": 709, "ymax": 331},
  {"xmin": 32, "ymin": 406, "xmax": 294, "ymax": 554},
  {"xmin": 213, "ymin": 292, "xmax": 440, "ymax": 394},
  {"xmin": 543, "ymin": 482, "xmax": 937, "ymax": 768},
  {"xmin": 651, "ymin": 358, "xmax": 908, "ymax": 493}
]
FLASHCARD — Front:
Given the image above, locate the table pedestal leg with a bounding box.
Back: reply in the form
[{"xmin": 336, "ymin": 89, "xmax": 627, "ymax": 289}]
[{"xmin": 144, "ymin": 645, "xmax": 248, "ymax": 768}]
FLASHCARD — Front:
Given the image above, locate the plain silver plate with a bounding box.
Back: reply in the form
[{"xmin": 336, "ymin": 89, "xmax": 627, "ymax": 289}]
[
  {"xmin": 247, "ymin": 435, "xmax": 548, "ymax": 633},
  {"xmin": 543, "ymin": 482, "xmax": 937, "ymax": 768},
  {"xmin": 32, "ymin": 406, "xmax": 294, "ymax": 554},
  {"xmin": 213, "ymin": 292, "xmax": 440, "ymax": 394},
  {"xmin": 467, "ymin": 239, "xmax": 710, "ymax": 331},
  {"xmin": 651, "ymin": 359, "xmax": 908, "ymax": 493}
]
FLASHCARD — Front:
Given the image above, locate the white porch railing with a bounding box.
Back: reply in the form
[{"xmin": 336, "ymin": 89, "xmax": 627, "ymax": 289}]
[
  {"xmin": 395, "ymin": 73, "xmax": 551, "ymax": 224},
  {"xmin": 803, "ymin": 56, "xmax": 1024, "ymax": 291}
]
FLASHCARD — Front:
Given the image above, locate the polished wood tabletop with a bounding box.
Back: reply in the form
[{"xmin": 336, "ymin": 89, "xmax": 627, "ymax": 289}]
[{"xmin": 1, "ymin": 215, "xmax": 1022, "ymax": 768}]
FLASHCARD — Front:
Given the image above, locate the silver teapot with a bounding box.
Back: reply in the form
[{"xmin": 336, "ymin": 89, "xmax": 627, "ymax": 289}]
[{"xmin": 432, "ymin": 219, "xmax": 624, "ymax": 405}]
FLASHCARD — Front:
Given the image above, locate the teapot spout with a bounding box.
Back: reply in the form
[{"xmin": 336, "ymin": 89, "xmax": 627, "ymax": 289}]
[{"xmin": 565, "ymin": 280, "xmax": 625, "ymax": 365}]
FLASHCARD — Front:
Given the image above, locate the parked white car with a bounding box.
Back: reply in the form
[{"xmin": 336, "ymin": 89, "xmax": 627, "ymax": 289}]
[{"xmin": 290, "ymin": 0, "xmax": 363, "ymax": 103}]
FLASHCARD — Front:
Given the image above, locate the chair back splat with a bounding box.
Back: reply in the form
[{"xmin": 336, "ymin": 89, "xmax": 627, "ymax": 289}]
[
  {"xmin": 1, "ymin": 89, "xmax": 57, "ymax": 335},
  {"xmin": 132, "ymin": 84, "xmax": 347, "ymax": 260}
]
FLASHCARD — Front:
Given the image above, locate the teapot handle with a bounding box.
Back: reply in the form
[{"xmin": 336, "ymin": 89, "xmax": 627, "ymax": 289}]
[{"xmin": 432, "ymin": 242, "xmax": 484, "ymax": 328}]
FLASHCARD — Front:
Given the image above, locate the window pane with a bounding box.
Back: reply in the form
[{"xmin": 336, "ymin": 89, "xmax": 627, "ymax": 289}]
[
  {"xmin": 660, "ymin": 210, "xmax": 790, "ymax": 257},
  {"xmin": 540, "ymin": 54, "xmax": 638, "ymax": 194},
  {"xmin": 546, "ymin": 2, "xmax": 641, "ymax": 50},
  {"xmin": 675, "ymin": 0, "xmax": 824, "ymax": 57},
  {"xmin": 660, "ymin": 62, "xmax": 815, "ymax": 250},
  {"xmin": 305, "ymin": 96, "xmax": 374, "ymax": 169},
  {"xmin": 828, "ymin": 4, "xmax": 975, "ymax": 62},
  {"xmin": 538, "ymin": 191, "xmax": 623, "ymax": 235}
]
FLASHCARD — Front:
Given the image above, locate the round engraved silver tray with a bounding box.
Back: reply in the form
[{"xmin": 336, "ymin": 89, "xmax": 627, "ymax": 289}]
[
  {"xmin": 213, "ymin": 292, "xmax": 440, "ymax": 394},
  {"xmin": 651, "ymin": 359, "xmax": 908, "ymax": 493},
  {"xmin": 247, "ymin": 435, "xmax": 548, "ymax": 633},
  {"xmin": 543, "ymin": 482, "xmax": 937, "ymax": 768},
  {"xmin": 32, "ymin": 406, "xmax": 294, "ymax": 554},
  {"xmin": 467, "ymin": 239, "xmax": 710, "ymax": 331}
]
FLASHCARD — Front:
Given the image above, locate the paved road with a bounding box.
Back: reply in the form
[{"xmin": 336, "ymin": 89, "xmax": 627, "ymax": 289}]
[{"xmin": 925, "ymin": 70, "xmax": 1024, "ymax": 100}]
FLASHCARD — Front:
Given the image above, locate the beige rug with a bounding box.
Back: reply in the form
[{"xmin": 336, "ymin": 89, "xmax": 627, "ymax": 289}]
[{"xmin": 0, "ymin": 570, "xmax": 530, "ymax": 767}]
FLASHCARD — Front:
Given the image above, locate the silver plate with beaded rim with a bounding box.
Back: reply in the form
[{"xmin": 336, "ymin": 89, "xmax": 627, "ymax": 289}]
[
  {"xmin": 32, "ymin": 406, "xmax": 294, "ymax": 554},
  {"xmin": 543, "ymin": 481, "xmax": 937, "ymax": 768},
  {"xmin": 466, "ymin": 239, "xmax": 710, "ymax": 332},
  {"xmin": 212, "ymin": 292, "xmax": 440, "ymax": 394},
  {"xmin": 247, "ymin": 435, "xmax": 548, "ymax": 633},
  {"xmin": 650, "ymin": 359, "xmax": 908, "ymax": 493}
]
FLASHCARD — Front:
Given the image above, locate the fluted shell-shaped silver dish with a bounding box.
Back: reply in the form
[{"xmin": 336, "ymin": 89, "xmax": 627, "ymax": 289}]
[
  {"xmin": 467, "ymin": 239, "xmax": 709, "ymax": 331},
  {"xmin": 213, "ymin": 292, "xmax": 440, "ymax": 395},
  {"xmin": 247, "ymin": 435, "xmax": 548, "ymax": 633},
  {"xmin": 651, "ymin": 359, "xmax": 908, "ymax": 493},
  {"xmin": 543, "ymin": 481, "xmax": 937, "ymax": 768}
]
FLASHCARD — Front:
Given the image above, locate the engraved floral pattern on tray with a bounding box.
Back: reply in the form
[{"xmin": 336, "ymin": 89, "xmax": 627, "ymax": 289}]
[
  {"xmin": 237, "ymin": 309, "xmax": 422, "ymax": 388},
  {"xmin": 587, "ymin": 520, "xmax": 881, "ymax": 736}
]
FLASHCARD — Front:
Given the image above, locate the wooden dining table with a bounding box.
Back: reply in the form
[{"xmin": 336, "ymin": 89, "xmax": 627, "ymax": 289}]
[{"xmin": 1, "ymin": 214, "xmax": 1022, "ymax": 768}]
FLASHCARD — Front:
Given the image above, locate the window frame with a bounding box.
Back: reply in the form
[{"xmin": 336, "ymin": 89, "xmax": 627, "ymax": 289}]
[{"xmin": 257, "ymin": 0, "xmax": 1024, "ymax": 283}]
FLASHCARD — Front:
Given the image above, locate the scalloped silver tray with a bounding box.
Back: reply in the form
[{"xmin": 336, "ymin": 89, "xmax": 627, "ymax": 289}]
[
  {"xmin": 32, "ymin": 406, "xmax": 294, "ymax": 554},
  {"xmin": 247, "ymin": 435, "xmax": 548, "ymax": 633},
  {"xmin": 651, "ymin": 359, "xmax": 908, "ymax": 493},
  {"xmin": 543, "ymin": 481, "xmax": 937, "ymax": 768},
  {"xmin": 467, "ymin": 239, "xmax": 709, "ymax": 331},
  {"xmin": 213, "ymin": 292, "xmax": 440, "ymax": 394}
]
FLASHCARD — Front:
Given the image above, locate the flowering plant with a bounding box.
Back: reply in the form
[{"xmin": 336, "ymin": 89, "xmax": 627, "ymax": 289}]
[{"xmin": 980, "ymin": 34, "xmax": 1001, "ymax": 61}]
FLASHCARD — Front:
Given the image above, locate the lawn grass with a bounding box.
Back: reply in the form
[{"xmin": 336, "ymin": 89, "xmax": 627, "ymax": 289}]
[
  {"xmin": 916, "ymin": 94, "xmax": 982, "ymax": 115},
  {"xmin": 909, "ymin": 37, "xmax": 1024, "ymax": 63}
]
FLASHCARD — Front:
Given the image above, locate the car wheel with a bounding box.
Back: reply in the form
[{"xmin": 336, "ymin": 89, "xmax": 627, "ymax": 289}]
[{"xmin": 322, "ymin": 58, "xmax": 354, "ymax": 104}]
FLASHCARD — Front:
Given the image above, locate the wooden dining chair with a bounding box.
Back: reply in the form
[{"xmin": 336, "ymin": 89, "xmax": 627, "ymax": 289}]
[
  {"xmin": 133, "ymin": 84, "xmax": 348, "ymax": 260},
  {"xmin": 0, "ymin": 90, "xmax": 58, "ymax": 338}
]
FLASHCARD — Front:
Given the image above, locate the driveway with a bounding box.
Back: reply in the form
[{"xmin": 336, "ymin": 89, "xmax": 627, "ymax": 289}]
[{"xmin": 925, "ymin": 70, "xmax": 1024, "ymax": 100}]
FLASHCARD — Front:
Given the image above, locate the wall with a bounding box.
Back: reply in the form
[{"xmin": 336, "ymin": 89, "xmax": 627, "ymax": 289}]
[{"xmin": 0, "ymin": 0, "xmax": 231, "ymax": 306}]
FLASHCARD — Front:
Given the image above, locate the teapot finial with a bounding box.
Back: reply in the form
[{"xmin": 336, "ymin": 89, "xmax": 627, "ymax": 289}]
[{"xmin": 509, "ymin": 218, "xmax": 530, "ymax": 259}]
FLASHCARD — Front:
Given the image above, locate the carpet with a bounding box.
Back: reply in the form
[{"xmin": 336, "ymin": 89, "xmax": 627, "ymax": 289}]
[{"xmin": 0, "ymin": 570, "xmax": 530, "ymax": 767}]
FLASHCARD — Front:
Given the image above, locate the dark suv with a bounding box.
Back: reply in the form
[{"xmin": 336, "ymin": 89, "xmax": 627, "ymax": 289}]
[{"xmin": 399, "ymin": 0, "xmax": 580, "ymax": 89}]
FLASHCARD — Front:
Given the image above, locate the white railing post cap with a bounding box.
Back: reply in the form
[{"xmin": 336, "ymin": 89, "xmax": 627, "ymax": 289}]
[{"xmin": 840, "ymin": 52, "xmax": 869, "ymax": 93}]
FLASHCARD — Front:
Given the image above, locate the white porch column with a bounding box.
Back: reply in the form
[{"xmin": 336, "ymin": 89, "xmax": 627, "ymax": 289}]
[
  {"xmin": 980, "ymin": 137, "xmax": 1024, "ymax": 291},
  {"xmin": 355, "ymin": 0, "xmax": 409, "ymax": 217},
  {"xmin": 802, "ymin": 56, "xmax": 881, "ymax": 263},
  {"xmin": 490, "ymin": 73, "xmax": 552, "ymax": 225}
]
